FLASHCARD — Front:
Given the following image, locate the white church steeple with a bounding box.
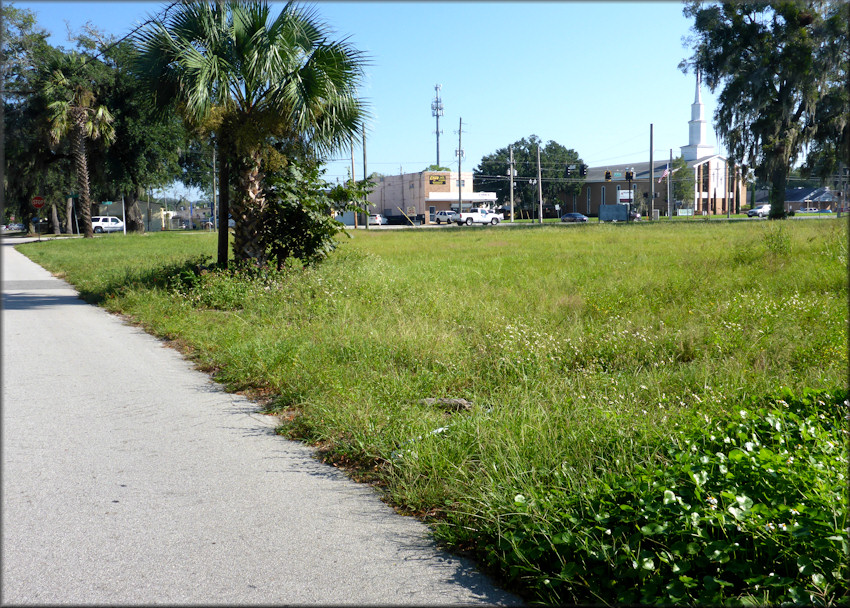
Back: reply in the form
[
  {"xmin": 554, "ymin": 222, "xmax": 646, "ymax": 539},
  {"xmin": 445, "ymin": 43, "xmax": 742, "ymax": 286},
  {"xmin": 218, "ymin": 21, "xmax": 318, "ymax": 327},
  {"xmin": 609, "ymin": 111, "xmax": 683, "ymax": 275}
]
[{"xmin": 680, "ymin": 70, "xmax": 715, "ymax": 161}]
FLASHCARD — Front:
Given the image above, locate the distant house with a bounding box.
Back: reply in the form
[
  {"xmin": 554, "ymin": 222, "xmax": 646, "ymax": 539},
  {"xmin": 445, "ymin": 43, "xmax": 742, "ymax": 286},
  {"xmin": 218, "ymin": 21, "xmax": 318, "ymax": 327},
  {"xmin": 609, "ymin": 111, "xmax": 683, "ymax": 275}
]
[
  {"xmin": 753, "ymin": 187, "xmax": 840, "ymax": 212},
  {"xmin": 173, "ymin": 203, "xmax": 213, "ymax": 229}
]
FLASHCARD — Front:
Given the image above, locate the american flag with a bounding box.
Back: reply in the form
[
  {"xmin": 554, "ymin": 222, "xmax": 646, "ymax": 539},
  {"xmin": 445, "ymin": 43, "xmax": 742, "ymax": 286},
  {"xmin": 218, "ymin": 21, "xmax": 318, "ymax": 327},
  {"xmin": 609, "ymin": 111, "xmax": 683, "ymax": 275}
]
[{"xmin": 658, "ymin": 165, "xmax": 678, "ymax": 183}]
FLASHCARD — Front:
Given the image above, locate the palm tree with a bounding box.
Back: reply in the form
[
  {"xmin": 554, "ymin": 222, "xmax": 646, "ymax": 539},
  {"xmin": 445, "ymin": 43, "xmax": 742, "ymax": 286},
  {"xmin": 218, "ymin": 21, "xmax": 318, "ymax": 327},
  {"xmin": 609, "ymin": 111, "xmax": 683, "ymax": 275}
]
[
  {"xmin": 45, "ymin": 53, "xmax": 115, "ymax": 239},
  {"xmin": 134, "ymin": 0, "xmax": 367, "ymax": 266}
]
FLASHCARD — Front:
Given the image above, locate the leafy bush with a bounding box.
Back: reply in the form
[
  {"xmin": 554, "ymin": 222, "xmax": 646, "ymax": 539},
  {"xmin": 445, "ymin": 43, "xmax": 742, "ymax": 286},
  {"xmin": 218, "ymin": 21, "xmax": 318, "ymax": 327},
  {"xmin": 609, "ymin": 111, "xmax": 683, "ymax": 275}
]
[
  {"xmin": 469, "ymin": 388, "xmax": 848, "ymax": 606},
  {"xmin": 260, "ymin": 162, "xmax": 349, "ymax": 268}
]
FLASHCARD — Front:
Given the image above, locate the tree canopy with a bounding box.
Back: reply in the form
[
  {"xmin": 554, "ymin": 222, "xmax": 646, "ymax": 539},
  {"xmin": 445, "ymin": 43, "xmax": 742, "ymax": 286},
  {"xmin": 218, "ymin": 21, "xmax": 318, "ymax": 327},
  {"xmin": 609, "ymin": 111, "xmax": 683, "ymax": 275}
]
[
  {"xmin": 683, "ymin": 0, "xmax": 848, "ymax": 219},
  {"xmin": 2, "ymin": 6, "xmax": 188, "ymax": 233},
  {"xmin": 134, "ymin": 0, "xmax": 369, "ymax": 266},
  {"xmin": 671, "ymin": 155, "xmax": 695, "ymax": 207},
  {"xmin": 474, "ymin": 135, "xmax": 583, "ymax": 216}
]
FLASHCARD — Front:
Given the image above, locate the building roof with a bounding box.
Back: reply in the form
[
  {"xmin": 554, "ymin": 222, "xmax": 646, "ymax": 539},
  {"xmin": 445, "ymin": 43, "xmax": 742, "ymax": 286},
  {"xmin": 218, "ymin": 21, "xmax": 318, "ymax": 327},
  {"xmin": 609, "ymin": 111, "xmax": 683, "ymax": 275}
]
[
  {"xmin": 584, "ymin": 154, "xmax": 729, "ymax": 184},
  {"xmin": 754, "ymin": 187, "xmax": 839, "ymax": 204}
]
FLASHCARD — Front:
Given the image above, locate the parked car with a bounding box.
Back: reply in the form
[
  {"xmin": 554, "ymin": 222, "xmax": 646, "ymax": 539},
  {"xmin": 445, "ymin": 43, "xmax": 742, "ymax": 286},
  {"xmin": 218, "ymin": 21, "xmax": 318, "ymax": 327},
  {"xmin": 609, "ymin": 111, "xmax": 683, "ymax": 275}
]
[
  {"xmin": 747, "ymin": 204, "xmax": 771, "ymax": 218},
  {"xmin": 434, "ymin": 210, "xmax": 455, "ymax": 224},
  {"xmin": 368, "ymin": 214, "xmax": 388, "ymax": 225},
  {"xmin": 560, "ymin": 212, "xmax": 588, "ymax": 223},
  {"xmin": 799, "ymin": 207, "xmax": 818, "ymax": 213},
  {"xmin": 91, "ymin": 216, "xmax": 124, "ymax": 233}
]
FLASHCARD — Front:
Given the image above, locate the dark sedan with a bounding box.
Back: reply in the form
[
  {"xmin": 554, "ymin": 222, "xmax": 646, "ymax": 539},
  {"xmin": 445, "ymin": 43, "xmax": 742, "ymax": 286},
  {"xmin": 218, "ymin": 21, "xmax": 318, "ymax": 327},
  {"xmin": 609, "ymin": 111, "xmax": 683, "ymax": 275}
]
[{"xmin": 560, "ymin": 212, "xmax": 588, "ymax": 223}]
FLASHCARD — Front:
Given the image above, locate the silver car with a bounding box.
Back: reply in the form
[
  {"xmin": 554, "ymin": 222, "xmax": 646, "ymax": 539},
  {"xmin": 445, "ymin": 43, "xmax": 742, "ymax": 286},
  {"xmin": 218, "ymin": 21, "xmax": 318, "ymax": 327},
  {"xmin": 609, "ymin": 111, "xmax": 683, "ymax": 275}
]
[{"xmin": 434, "ymin": 210, "xmax": 455, "ymax": 225}]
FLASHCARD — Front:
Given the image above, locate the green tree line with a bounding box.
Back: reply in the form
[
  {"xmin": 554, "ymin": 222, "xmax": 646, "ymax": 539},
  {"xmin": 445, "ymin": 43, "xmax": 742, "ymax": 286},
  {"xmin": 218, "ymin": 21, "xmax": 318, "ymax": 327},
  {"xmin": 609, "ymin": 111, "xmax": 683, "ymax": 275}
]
[{"xmin": 3, "ymin": 0, "xmax": 370, "ymax": 267}]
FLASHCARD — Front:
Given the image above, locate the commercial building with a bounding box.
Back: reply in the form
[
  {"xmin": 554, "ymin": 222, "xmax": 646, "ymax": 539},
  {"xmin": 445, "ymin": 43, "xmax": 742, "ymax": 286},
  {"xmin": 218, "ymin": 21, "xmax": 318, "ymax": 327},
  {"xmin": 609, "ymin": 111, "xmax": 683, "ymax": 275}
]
[{"xmin": 366, "ymin": 170, "xmax": 496, "ymax": 224}]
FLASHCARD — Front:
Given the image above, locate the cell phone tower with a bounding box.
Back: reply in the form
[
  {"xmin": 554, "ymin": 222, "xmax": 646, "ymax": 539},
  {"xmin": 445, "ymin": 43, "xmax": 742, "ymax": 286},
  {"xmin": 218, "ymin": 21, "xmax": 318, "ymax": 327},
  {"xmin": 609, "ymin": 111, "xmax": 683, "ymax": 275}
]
[{"xmin": 431, "ymin": 84, "xmax": 444, "ymax": 167}]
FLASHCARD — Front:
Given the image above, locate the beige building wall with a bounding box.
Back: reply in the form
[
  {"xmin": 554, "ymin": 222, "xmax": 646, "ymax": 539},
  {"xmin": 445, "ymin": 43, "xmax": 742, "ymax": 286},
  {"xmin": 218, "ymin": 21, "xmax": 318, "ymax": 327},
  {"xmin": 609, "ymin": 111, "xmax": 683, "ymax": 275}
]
[{"xmin": 368, "ymin": 170, "xmax": 482, "ymax": 223}]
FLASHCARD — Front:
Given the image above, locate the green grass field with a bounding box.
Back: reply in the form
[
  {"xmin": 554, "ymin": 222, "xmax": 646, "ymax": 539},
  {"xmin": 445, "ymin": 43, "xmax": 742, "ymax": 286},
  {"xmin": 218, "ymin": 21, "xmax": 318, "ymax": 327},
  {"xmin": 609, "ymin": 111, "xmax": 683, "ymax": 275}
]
[{"xmin": 17, "ymin": 219, "xmax": 848, "ymax": 605}]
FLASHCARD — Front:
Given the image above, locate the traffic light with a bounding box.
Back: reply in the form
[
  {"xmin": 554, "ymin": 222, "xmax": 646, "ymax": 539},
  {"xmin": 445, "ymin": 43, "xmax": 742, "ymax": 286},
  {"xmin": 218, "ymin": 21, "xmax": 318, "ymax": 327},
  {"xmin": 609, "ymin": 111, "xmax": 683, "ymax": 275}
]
[
  {"xmin": 579, "ymin": 164, "xmax": 587, "ymax": 177},
  {"xmin": 565, "ymin": 165, "xmax": 571, "ymax": 178},
  {"xmin": 625, "ymin": 170, "xmax": 634, "ymax": 181},
  {"xmin": 605, "ymin": 170, "xmax": 612, "ymax": 182}
]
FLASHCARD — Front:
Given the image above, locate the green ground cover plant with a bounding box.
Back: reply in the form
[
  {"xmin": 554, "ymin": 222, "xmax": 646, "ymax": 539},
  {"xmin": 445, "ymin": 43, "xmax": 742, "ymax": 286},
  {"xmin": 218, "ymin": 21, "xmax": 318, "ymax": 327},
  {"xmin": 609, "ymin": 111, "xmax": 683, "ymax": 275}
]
[{"xmin": 17, "ymin": 219, "xmax": 848, "ymax": 605}]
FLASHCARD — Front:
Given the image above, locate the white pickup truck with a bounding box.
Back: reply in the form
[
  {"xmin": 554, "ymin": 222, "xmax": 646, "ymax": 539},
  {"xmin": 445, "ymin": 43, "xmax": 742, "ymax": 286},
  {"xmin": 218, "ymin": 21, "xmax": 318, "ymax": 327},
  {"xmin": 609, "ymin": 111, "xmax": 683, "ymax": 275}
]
[{"xmin": 453, "ymin": 208, "xmax": 502, "ymax": 226}]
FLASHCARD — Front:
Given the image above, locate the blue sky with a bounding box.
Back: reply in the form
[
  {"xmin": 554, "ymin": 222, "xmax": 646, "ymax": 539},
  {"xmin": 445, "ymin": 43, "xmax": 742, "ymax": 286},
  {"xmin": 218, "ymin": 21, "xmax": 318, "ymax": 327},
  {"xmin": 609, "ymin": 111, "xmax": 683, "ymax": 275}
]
[{"xmin": 14, "ymin": 1, "xmax": 722, "ymax": 193}]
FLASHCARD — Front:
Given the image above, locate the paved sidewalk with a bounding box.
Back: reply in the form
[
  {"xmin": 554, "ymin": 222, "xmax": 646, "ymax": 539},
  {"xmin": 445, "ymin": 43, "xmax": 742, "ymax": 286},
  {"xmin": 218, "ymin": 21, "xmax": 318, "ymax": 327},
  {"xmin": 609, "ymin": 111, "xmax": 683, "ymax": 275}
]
[{"xmin": 1, "ymin": 238, "xmax": 520, "ymax": 605}]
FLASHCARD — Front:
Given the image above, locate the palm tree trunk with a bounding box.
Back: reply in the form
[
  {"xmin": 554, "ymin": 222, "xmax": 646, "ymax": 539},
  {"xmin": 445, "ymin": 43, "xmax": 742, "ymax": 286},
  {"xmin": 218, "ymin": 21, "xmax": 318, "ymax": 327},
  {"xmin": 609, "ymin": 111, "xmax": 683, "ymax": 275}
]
[
  {"xmin": 72, "ymin": 121, "xmax": 94, "ymax": 238},
  {"xmin": 217, "ymin": 153, "xmax": 230, "ymax": 268},
  {"xmin": 232, "ymin": 151, "xmax": 267, "ymax": 265}
]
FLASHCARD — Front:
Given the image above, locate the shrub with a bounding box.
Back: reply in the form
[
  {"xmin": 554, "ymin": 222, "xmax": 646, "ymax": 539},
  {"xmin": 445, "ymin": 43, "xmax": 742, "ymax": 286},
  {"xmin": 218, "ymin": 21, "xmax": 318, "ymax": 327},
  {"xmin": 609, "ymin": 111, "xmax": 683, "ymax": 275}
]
[
  {"xmin": 471, "ymin": 388, "xmax": 848, "ymax": 606},
  {"xmin": 260, "ymin": 162, "xmax": 349, "ymax": 268}
]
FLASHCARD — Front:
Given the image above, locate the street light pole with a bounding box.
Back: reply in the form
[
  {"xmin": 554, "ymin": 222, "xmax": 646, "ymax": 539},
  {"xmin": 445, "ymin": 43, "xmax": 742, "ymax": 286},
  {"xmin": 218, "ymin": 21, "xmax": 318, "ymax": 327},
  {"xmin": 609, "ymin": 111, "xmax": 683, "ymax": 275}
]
[{"xmin": 667, "ymin": 149, "xmax": 673, "ymax": 219}]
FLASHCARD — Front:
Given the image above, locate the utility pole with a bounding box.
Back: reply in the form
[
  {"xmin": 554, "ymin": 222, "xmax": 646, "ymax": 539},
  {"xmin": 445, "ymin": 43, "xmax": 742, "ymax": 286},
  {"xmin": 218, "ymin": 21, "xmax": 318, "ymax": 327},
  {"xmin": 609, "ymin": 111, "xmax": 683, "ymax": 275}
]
[
  {"xmin": 431, "ymin": 84, "xmax": 443, "ymax": 167},
  {"xmin": 400, "ymin": 166, "xmax": 405, "ymax": 213},
  {"xmin": 362, "ymin": 125, "xmax": 368, "ymax": 230},
  {"xmin": 509, "ymin": 145, "xmax": 515, "ymax": 222},
  {"xmin": 536, "ymin": 145, "xmax": 543, "ymax": 224},
  {"xmin": 649, "ymin": 124, "xmax": 654, "ymax": 221},
  {"xmin": 667, "ymin": 148, "xmax": 673, "ymax": 219},
  {"xmin": 351, "ymin": 136, "xmax": 357, "ymax": 228},
  {"xmin": 456, "ymin": 117, "xmax": 464, "ymax": 216}
]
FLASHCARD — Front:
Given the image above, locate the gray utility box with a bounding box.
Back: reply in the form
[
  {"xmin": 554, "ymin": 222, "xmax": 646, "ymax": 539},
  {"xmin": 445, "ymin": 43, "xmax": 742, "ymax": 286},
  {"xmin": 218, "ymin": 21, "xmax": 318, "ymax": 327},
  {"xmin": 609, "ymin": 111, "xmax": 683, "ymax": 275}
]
[{"xmin": 599, "ymin": 204, "xmax": 631, "ymax": 222}]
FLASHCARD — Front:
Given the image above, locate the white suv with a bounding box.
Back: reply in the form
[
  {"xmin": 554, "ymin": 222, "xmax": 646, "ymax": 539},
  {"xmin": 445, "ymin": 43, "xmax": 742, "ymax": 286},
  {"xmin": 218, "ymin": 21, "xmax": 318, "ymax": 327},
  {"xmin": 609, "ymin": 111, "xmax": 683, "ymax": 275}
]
[
  {"xmin": 91, "ymin": 216, "xmax": 124, "ymax": 233},
  {"xmin": 434, "ymin": 210, "xmax": 455, "ymax": 224},
  {"xmin": 747, "ymin": 204, "xmax": 771, "ymax": 218}
]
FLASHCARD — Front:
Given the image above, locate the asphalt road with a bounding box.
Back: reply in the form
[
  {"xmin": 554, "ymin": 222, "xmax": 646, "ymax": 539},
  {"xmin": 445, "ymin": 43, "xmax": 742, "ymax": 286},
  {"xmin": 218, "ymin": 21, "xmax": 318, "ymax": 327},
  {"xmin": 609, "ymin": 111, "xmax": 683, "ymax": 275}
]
[{"xmin": 1, "ymin": 237, "xmax": 520, "ymax": 606}]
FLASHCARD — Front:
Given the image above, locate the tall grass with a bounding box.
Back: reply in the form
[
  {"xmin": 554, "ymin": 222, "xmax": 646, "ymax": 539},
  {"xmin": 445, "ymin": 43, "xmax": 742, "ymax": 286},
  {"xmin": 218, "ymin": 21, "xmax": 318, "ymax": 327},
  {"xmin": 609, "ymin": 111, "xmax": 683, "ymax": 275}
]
[{"xmin": 18, "ymin": 219, "xmax": 848, "ymax": 604}]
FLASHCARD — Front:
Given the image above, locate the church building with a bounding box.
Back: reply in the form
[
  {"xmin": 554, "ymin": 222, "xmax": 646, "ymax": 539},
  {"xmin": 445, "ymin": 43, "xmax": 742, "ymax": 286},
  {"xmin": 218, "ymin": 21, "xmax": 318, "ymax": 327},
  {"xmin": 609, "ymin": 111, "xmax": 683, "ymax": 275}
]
[{"xmin": 560, "ymin": 73, "xmax": 745, "ymax": 218}]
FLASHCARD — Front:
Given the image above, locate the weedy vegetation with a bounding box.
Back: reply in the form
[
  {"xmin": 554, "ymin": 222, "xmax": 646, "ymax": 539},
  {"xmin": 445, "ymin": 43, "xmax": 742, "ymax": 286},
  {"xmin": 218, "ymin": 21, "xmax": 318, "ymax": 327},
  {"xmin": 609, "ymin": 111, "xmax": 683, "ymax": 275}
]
[{"xmin": 19, "ymin": 219, "xmax": 848, "ymax": 605}]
